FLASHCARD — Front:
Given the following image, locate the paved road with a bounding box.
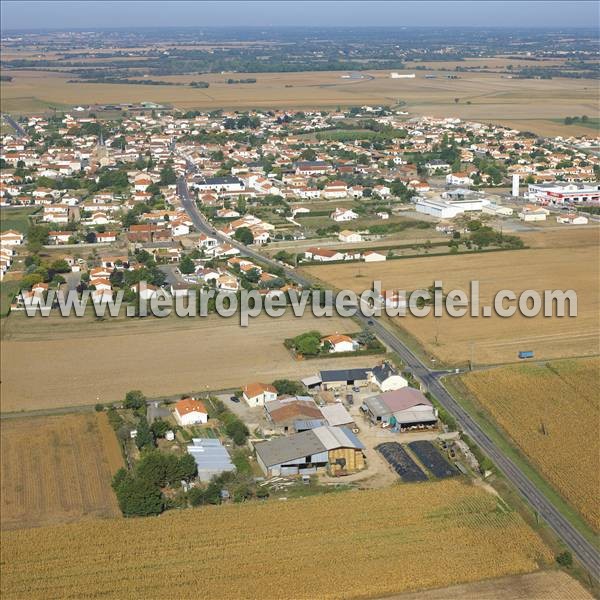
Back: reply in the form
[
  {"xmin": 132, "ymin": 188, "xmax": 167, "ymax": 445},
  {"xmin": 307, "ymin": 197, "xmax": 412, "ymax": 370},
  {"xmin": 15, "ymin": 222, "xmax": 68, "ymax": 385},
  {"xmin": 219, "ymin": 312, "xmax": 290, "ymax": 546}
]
[
  {"xmin": 2, "ymin": 113, "xmax": 26, "ymax": 137},
  {"xmin": 177, "ymin": 169, "xmax": 600, "ymax": 579}
]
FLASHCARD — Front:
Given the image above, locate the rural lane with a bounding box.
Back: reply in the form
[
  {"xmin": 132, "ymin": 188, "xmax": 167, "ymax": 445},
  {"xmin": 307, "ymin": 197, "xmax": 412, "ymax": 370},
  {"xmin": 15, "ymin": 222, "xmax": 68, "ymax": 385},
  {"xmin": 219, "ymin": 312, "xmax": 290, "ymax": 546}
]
[{"xmin": 177, "ymin": 172, "xmax": 600, "ymax": 580}]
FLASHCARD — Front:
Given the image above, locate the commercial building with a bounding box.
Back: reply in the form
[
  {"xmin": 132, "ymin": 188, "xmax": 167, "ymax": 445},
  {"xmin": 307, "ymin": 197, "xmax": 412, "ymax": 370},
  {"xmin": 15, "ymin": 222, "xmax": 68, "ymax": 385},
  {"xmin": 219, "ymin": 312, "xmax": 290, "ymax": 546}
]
[
  {"xmin": 527, "ymin": 182, "xmax": 600, "ymax": 205},
  {"xmin": 415, "ymin": 196, "xmax": 490, "ymax": 219}
]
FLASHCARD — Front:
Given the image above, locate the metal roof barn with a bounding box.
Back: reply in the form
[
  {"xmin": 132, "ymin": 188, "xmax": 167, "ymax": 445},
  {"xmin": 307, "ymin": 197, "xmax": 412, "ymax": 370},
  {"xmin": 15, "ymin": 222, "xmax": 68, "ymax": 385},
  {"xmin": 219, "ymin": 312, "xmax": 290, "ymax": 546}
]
[{"xmin": 187, "ymin": 438, "xmax": 236, "ymax": 482}]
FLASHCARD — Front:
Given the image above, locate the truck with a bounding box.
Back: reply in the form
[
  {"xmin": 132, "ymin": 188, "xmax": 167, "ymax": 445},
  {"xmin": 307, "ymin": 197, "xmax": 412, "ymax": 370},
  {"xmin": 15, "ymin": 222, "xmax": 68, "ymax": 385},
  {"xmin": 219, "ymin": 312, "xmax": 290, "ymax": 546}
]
[{"xmin": 518, "ymin": 350, "xmax": 534, "ymax": 359}]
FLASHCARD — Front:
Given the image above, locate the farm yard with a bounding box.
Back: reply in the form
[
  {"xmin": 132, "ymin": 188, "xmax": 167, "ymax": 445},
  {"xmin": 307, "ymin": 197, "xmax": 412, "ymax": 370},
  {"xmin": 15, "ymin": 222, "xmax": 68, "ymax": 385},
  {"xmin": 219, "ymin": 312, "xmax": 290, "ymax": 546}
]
[
  {"xmin": 0, "ymin": 312, "xmax": 371, "ymax": 412},
  {"xmin": 0, "ymin": 479, "xmax": 553, "ymax": 600},
  {"xmin": 458, "ymin": 357, "xmax": 600, "ymax": 531},
  {"xmin": 0, "ymin": 412, "xmax": 123, "ymax": 530},
  {"xmin": 303, "ymin": 227, "xmax": 600, "ymax": 366},
  {"xmin": 1, "ymin": 67, "xmax": 597, "ymax": 136}
]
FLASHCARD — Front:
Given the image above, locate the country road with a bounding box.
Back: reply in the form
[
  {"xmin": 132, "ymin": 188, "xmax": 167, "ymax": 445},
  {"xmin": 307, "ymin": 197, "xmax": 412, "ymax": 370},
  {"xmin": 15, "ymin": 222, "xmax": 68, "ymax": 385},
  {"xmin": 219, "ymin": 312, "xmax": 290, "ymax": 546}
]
[{"xmin": 177, "ymin": 170, "xmax": 600, "ymax": 580}]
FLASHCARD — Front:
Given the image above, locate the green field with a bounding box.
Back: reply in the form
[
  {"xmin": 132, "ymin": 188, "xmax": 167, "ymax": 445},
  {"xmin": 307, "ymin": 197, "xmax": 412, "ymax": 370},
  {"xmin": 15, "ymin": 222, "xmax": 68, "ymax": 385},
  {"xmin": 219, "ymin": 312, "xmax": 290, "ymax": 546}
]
[{"xmin": 0, "ymin": 207, "xmax": 38, "ymax": 234}]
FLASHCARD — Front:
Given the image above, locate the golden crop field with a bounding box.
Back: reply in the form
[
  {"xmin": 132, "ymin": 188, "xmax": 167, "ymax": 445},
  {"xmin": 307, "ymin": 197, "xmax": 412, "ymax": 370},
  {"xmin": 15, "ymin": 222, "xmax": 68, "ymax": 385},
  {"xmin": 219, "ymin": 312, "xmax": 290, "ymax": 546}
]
[
  {"xmin": 0, "ymin": 412, "xmax": 123, "ymax": 530},
  {"xmin": 303, "ymin": 227, "xmax": 600, "ymax": 366},
  {"xmin": 460, "ymin": 357, "xmax": 600, "ymax": 530},
  {"xmin": 0, "ymin": 312, "xmax": 369, "ymax": 412},
  {"xmin": 1, "ymin": 67, "xmax": 597, "ymax": 135},
  {"xmin": 391, "ymin": 570, "xmax": 593, "ymax": 600},
  {"xmin": 1, "ymin": 480, "xmax": 552, "ymax": 600}
]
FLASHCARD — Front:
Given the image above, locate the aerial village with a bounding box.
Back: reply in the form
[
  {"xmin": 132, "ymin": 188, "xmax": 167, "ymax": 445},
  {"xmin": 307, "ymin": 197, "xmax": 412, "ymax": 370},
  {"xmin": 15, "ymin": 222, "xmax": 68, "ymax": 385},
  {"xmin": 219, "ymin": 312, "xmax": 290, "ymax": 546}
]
[{"xmin": 1, "ymin": 105, "xmax": 598, "ymax": 506}]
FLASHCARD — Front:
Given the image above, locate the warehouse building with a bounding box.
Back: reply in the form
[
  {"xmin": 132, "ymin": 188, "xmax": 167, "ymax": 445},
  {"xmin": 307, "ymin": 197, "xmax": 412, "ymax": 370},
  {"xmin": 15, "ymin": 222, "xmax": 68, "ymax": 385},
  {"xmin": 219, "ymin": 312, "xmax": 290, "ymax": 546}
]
[
  {"xmin": 254, "ymin": 426, "xmax": 365, "ymax": 477},
  {"xmin": 361, "ymin": 388, "xmax": 437, "ymax": 429},
  {"xmin": 318, "ymin": 368, "xmax": 372, "ymax": 390}
]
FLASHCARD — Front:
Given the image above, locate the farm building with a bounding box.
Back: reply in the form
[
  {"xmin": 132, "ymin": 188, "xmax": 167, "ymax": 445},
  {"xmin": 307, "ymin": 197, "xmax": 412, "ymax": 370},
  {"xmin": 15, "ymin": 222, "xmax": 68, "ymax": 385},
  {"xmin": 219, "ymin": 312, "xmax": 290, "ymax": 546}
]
[
  {"xmin": 518, "ymin": 205, "xmax": 549, "ymax": 221},
  {"xmin": 363, "ymin": 250, "xmax": 387, "ymax": 262},
  {"xmin": 319, "ymin": 368, "xmax": 372, "ymax": 390},
  {"xmin": 242, "ymin": 382, "xmax": 278, "ymax": 407},
  {"xmin": 361, "ymin": 388, "xmax": 437, "ymax": 428},
  {"xmin": 186, "ymin": 438, "xmax": 235, "ymax": 482},
  {"xmin": 320, "ymin": 403, "xmax": 354, "ymax": 428},
  {"xmin": 556, "ymin": 214, "xmax": 589, "ymax": 225},
  {"xmin": 482, "ymin": 203, "xmax": 514, "ymax": 217},
  {"xmin": 254, "ymin": 426, "xmax": 365, "ymax": 477},
  {"xmin": 265, "ymin": 396, "xmax": 323, "ymax": 433},
  {"xmin": 369, "ymin": 362, "xmax": 409, "ymax": 392},
  {"xmin": 294, "ymin": 419, "xmax": 327, "ymax": 432}
]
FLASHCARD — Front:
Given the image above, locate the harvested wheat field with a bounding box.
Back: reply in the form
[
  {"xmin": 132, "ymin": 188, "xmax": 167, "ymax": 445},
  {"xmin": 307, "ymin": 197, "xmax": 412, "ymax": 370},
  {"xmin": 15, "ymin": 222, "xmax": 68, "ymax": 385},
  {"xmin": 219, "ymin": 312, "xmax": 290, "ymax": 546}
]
[
  {"xmin": 2, "ymin": 68, "xmax": 597, "ymax": 135},
  {"xmin": 303, "ymin": 228, "xmax": 600, "ymax": 366},
  {"xmin": 0, "ymin": 312, "xmax": 369, "ymax": 412},
  {"xmin": 0, "ymin": 480, "xmax": 552, "ymax": 600},
  {"xmin": 389, "ymin": 570, "xmax": 593, "ymax": 600},
  {"xmin": 460, "ymin": 357, "xmax": 600, "ymax": 530},
  {"xmin": 0, "ymin": 412, "xmax": 123, "ymax": 530}
]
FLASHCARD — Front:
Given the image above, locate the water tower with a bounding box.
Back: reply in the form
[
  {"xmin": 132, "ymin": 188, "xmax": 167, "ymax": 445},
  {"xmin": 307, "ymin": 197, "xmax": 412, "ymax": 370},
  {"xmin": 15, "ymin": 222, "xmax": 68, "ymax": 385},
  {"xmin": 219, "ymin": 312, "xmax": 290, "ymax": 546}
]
[{"xmin": 512, "ymin": 174, "xmax": 520, "ymax": 197}]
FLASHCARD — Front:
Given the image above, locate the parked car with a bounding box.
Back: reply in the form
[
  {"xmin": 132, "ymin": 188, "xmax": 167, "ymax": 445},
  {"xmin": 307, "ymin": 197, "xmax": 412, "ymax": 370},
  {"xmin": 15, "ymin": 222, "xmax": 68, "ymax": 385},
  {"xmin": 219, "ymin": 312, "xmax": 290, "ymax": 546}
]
[{"xmin": 230, "ymin": 395, "xmax": 240, "ymax": 403}]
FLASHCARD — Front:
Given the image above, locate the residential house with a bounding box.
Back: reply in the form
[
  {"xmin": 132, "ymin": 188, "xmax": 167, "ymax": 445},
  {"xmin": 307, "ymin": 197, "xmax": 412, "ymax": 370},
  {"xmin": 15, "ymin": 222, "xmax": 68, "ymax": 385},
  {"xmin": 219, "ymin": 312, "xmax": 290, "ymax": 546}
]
[
  {"xmin": 330, "ymin": 208, "xmax": 359, "ymax": 222},
  {"xmin": 338, "ymin": 230, "xmax": 362, "ymax": 243},
  {"xmin": 304, "ymin": 247, "xmax": 345, "ymax": 262},
  {"xmin": 321, "ymin": 334, "xmax": 356, "ymax": 353},
  {"xmin": 369, "ymin": 362, "xmax": 408, "ymax": 392},
  {"xmin": 174, "ymin": 398, "xmax": 209, "ymax": 426},
  {"xmin": 242, "ymin": 382, "xmax": 278, "ymax": 408}
]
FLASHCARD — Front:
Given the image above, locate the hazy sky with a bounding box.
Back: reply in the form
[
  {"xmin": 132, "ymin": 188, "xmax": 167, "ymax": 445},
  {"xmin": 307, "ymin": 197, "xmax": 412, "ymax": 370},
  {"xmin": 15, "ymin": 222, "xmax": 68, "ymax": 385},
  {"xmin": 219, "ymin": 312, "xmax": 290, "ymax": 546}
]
[{"xmin": 1, "ymin": 1, "xmax": 598, "ymax": 30}]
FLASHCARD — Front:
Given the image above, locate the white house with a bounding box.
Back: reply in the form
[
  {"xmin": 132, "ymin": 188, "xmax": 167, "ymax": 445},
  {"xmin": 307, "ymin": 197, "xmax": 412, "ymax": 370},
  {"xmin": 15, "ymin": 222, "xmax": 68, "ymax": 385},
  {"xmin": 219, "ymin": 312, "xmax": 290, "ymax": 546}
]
[
  {"xmin": 174, "ymin": 398, "xmax": 208, "ymax": 426},
  {"xmin": 446, "ymin": 172, "xmax": 473, "ymax": 186},
  {"xmin": 0, "ymin": 230, "xmax": 24, "ymax": 246},
  {"xmin": 369, "ymin": 362, "xmax": 408, "ymax": 392},
  {"xmin": 321, "ymin": 334, "xmax": 356, "ymax": 353},
  {"xmin": 330, "ymin": 208, "xmax": 359, "ymax": 222},
  {"xmin": 242, "ymin": 382, "xmax": 278, "ymax": 408},
  {"xmin": 304, "ymin": 247, "xmax": 346, "ymax": 262},
  {"xmin": 338, "ymin": 230, "xmax": 362, "ymax": 243}
]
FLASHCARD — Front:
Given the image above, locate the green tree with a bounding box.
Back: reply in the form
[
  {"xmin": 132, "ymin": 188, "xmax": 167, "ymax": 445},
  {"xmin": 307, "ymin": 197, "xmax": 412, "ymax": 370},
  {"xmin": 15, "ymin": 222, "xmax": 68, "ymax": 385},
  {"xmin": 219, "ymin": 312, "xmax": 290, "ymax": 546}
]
[
  {"xmin": 179, "ymin": 255, "xmax": 195, "ymax": 275},
  {"xmin": 272, "ymin": 379, "xmax": 304, "ymax": 395},
  {"xmin": 124, "ymin": 390, "xmax": 146, "ymax": 411},
  {"xmin": 150, "ymin": 419, "xmax": 169, "ymax": 438},
  {"xmin": 556, "ymin": 551, "xmax": 573, "ymax": 568},
  {"xmin": 112, "ymin": 471, "xmax": 163, "ymax": 517},
  {"xmin": 234, "ymin": 227, "xmax": 254, "ymax": 245},
  {"xmin": 293, "ymin": 330, "xmax": 322, "ymax": 356},
  {"xmin": 135, "ymin": 417, "xmax": 155, "ymax": 450}
]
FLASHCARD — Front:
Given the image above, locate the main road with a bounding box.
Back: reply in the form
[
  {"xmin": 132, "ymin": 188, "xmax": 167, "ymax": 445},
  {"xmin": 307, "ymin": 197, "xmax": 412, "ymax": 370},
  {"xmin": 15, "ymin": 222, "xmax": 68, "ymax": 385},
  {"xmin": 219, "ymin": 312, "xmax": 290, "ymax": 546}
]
[
  {"xmin": 177, "ymin": 173, "xmax": 600, "ymax": 580},
  {"xmin": 2, "ymin": 113, "xmax": 27, "ymax": 137}
]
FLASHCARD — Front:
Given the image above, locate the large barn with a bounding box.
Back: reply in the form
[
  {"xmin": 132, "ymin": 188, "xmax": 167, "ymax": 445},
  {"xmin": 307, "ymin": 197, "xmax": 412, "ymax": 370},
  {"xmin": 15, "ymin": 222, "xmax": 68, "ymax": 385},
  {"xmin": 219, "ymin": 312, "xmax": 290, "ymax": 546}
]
[{"xmin": 254, "ymin": 426, "xmax": 365, "ymax": 477}]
